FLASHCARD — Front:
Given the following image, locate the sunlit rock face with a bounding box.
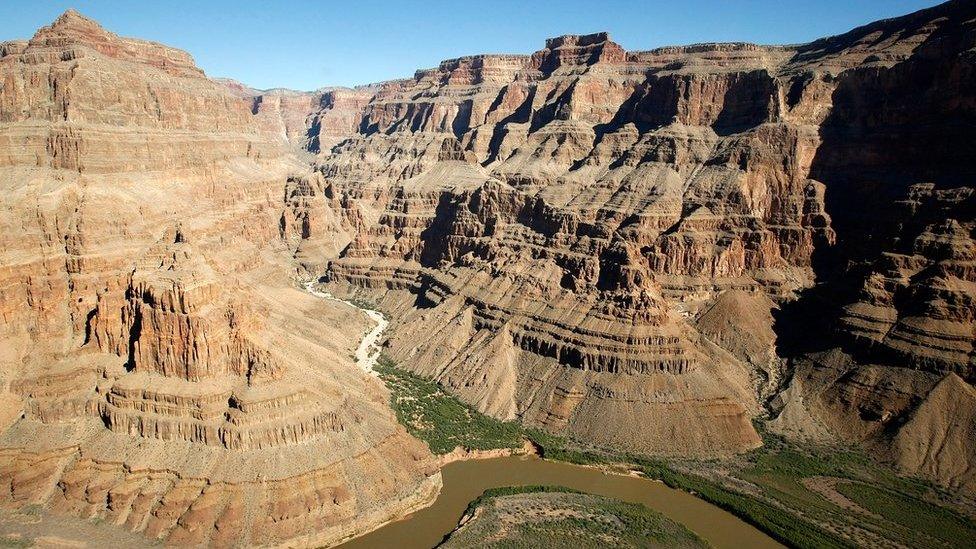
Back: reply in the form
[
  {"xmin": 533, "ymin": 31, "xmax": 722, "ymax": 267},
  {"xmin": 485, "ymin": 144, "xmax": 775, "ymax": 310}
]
[
  {"xmin": 0, "ymin": 10, "xmax": 438, "ymax": 547},
  {"xmin": 1, "ymin": 2, "xmax": 975, "ymax": 546},
  {"xmin": 268, "ymin": 1, "xmax": 975, "ymax": 483}
]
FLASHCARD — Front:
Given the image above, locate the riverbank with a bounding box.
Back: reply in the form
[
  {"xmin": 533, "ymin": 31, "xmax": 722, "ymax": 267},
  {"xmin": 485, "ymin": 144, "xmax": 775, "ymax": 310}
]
[
  {"xmin": 441, "ymin": 486, "xmax": 710, "ymax": 548},
  {"xmin": 304, "ymin": 280, "xmax": 976, "ymax": 549},
  {"xmin": 304, "ymin": 280, "xmax": 776, "ymax": 548},
  {"xmin": 338, "ymin": 455, "xmax": 781, "ymax": 549},
  {"xmin": 328, "ymin": 473, "xmax": 443, "ymax": 549},
  {"xmin": 436, "ymin": 438, "xmax": 538, "ymax": 467}
]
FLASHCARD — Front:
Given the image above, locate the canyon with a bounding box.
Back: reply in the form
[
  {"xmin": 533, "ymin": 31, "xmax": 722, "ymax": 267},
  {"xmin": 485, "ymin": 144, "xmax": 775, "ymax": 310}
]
[{"xmin": 0, "ymin": 0, "xmax": 973, "ymax": 546}]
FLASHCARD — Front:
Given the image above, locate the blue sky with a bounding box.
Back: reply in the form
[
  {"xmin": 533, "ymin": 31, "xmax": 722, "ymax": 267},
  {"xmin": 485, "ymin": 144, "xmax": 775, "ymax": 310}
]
[{"xmin": 3, "ymin": 1, "xmax": 943, "ymax": 91}]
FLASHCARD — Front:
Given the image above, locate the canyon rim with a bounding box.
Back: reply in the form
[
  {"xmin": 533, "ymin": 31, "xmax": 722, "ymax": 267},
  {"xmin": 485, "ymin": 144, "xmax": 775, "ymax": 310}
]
[{"xmin": 0, "ymin": 1, "xmax": 974, "ymax": 547}]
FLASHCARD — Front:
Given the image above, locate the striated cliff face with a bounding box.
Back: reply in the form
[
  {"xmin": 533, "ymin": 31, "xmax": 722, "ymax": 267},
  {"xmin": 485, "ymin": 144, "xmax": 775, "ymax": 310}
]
[
  {"xmin": 1, "ymin": 2, "xmax": 975, "ymax": 544},
  {"xmin": 768, "ymin": 1, "xmax": 976, "ymax": 495},
  {"xmin": 0, "ymin": 10, "xmax": 439, "ymax": 547},
  {"xmin": 265, "ymin": 1, "xmax": 974, "ymax": 487},
  {"xmin": 288, "ymin": 32, "xmax": 827, "ymax": 458}
]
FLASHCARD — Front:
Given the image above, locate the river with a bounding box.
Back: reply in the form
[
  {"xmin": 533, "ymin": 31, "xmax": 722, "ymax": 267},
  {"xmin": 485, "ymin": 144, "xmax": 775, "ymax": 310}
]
[
  {"xmin": 304, "ymin": 281, "xmax": 782, "ymax": 549},
  {"xmin": 339, "ymin": 455, "xmax": 782, "ymax": 549}
]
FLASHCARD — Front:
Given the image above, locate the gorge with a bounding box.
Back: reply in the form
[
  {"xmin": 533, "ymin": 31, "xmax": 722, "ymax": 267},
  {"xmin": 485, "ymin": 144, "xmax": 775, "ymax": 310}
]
[{"xmin": 0, "ymin": 1, "xmax": 974, "ymax": 547}]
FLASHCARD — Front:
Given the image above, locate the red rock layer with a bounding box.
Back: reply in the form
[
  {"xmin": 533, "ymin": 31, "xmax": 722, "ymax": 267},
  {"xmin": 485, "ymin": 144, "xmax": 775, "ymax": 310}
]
[
  {"xmin": 267, "ymin": 2, "xmax": 975, "ymax": 469},
  {"xmin": 0, "ymin": 10, "xmax": 438, "ymax": 547}
]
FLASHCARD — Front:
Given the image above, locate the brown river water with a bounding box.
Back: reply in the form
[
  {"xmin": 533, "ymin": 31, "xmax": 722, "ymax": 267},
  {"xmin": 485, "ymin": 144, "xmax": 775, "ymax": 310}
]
[
  {"xmin": 310, "ymin": 285, "xmax": 781, "ymax": 549},
  {"xmin": 338, "ymin": 455, "xmax": 782, "ymax": 549}
]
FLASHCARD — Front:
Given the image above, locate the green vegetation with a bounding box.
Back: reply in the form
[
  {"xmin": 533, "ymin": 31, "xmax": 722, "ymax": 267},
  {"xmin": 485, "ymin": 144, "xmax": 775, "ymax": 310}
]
[
  {"xmin": 346, "ymin": 295, "xmax": 379, "ymax": 312},
  {"xmin": 444, "ymin": 485, "xmax": 707, "ymax": 548},
  {"xmin": 836, "ymin": 481, "xmax": 976, "ymax": 548},
  {"xmin": 524, "ymin": 425, "xmax": 850, "ymax": 547},
  {"xmin": 636, "ymin": 458, "xmax": 853, "ymax": 549},
  {"xmin": 727, "ymin": 431, "xmax": 975, "ymax": 549},
  {"xmin": 591, "ymin": 497, "xmax": 709, "ymax": 548},
  {"xmin": 462, "ymin": 485, "xmax": 583, "ymax": 516},
  {"xmin": 524, "ymin": 428, "xmax": 609, "ymax": 466},
  {"xmin": 377, "ymin": 357, "xmax": 976, "ymax": 549},
  {"xmin": 0, "ymin": 536, "xmax": 32, "ymax": 549},
  {"xmin": 526, "ymin": 424, "xmax": 976, "ymax": 549},
  {"xmin": 376, "ymin": 356, "xmax": 523, "ymax": 454},
  {"xmin": 475, "ymin": 485, "xmax": 584, "ymax": 498},
  {"xmin": 636, "ymin": 432, "xmax": 976, "ymax": 549}
]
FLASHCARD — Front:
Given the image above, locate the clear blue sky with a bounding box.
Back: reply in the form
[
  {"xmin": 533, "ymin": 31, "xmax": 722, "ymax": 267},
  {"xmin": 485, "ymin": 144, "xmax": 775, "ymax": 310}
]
[{"xmin": 3, "ymin": 0, "xmax": 943, "ymax": 91}]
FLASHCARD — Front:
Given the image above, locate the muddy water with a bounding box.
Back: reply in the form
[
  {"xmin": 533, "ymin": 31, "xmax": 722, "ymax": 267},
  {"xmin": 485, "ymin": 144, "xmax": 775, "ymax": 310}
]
[
  {"xmin": 307, "ymin": 283, "xmax": 780, "ymax": 549},
  {"xmin": 339, "ymin": 455, "xmax": 782, "ymax": 549}
]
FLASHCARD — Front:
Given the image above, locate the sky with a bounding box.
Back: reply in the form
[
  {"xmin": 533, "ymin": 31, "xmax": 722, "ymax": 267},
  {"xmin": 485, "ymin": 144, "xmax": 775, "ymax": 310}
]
[{"xmin": 2, "ymin": 0, "xmax": 944, "ymax": 91}]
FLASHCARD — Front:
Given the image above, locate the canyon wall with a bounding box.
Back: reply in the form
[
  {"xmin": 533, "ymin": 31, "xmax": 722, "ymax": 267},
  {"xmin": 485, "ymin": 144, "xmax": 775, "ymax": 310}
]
[
  {"xmin": 268, "ymin": 1, "xmax": 975, "ymax": 488},
  {"xmin": 0, "ymin": 3, "xmax": 974, "ymax": 546},
  {"xmin": 0, "ymin": 11, "xmax": 438, "ymax": 546}
]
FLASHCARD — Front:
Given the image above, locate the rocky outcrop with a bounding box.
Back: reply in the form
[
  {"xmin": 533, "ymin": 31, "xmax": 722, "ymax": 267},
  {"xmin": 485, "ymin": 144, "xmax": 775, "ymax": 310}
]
[
  {"xmin": 772, "ymin": 349, "xmax": 976, "ymax": 494},
  {"xmin": 0, "ymin": 10, "xmax": 278, "ymax": 173},
  {"xmin": 295, "ymin": 30, "xmax": 833, "ymax": 456},
  {"xmin": 0, "ymin": 11, "xmax": 438, "ymax": 547},
  {"xmin": 893, "ymin": 373, "xmax": 976, "ymax": 493},
  {"xmin": 766, "ymin": 0, "xmax": 976, "ymax": 493}
]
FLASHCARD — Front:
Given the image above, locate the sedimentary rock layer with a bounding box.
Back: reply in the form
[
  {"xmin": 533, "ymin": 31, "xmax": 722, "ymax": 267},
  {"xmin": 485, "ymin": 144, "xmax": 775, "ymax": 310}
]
[
  {"xmin": 0, "ymin": 10, "xmax": 438, "ymax": 546},
  {"xmin": 266, "ymin": 1, "xmax": 975, "ymax": 478},
  {"xmin": 2, "ymin": 6, "xmax": 976, "ymax": 547}
]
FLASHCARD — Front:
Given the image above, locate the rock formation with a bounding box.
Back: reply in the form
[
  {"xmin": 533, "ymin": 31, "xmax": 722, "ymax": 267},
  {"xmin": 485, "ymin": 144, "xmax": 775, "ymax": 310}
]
[
  {"xmin": 272, "ymin": 0, "xmax": 972, "ymax": 488},
  {"xmin": 1, "ymin": 1, "xmax": 975, "ymax": 545},
  {"xmin": 0, "ymin": 10, "xmax": 438, "ymax": 547}
]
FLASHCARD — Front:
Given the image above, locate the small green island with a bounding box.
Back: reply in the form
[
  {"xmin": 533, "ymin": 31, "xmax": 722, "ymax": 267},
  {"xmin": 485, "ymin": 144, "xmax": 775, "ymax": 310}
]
[{"xmin": 439, "ymin": 486, "xmax": 708, "ymax": 549}]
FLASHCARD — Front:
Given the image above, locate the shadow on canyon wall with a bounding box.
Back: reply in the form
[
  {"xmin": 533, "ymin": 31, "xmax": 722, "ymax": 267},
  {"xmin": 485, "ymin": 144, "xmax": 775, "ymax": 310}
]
[{"xmin": 774, "ymin": 4, "xmax": 976, "ymax": 363}]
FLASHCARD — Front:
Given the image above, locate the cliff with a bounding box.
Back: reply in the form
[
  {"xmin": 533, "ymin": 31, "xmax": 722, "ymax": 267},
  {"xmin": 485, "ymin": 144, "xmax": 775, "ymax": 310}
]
[
  {"xmin": 0, "ymin": 3, "xmax": 974, "ymax": 546},
  {"xmin": 0, "ymin": 10, "xmax": 438, "ymax": 546},
  {"xmin": 267, "ymin": 0, "xmax": 975, "ymax": 487}
]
